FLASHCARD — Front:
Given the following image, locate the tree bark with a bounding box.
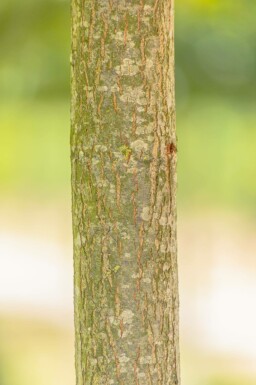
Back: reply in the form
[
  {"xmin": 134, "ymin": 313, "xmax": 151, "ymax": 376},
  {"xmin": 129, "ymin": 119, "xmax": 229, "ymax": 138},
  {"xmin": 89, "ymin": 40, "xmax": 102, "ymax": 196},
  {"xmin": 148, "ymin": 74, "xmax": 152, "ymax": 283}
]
[{"xmin": 71, "ymin": 1, "xmax": 179, "ymax": 385}]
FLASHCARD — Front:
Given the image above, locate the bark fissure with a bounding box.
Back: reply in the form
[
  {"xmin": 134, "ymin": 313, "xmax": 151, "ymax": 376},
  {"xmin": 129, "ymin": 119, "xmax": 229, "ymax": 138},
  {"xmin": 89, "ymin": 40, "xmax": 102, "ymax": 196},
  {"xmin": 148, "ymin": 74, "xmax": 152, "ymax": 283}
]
[{"xmin": 71, "ymin": 1, "xmax": 179, "ymax": 384}]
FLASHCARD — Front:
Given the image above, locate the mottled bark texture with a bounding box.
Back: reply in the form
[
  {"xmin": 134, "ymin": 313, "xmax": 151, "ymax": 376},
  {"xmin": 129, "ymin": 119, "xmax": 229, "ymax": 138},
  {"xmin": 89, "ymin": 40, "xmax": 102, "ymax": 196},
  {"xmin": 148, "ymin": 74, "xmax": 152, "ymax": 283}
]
[{"xmin": 71, "ymin": 1, "xmax": 179, "ymax": 384}]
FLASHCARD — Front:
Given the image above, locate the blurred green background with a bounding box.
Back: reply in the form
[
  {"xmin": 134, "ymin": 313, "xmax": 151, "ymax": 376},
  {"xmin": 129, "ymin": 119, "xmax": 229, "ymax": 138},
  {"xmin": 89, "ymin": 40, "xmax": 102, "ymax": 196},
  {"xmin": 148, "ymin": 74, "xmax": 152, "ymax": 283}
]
[{"xmin": 0, "ymin": 0, "xmax": 256, "ymax": 384}]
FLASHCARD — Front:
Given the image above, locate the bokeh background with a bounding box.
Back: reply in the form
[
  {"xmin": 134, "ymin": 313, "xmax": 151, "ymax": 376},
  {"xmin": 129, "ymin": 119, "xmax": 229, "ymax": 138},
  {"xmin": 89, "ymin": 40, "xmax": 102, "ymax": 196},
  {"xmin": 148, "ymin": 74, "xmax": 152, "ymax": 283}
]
[{"xmin": 0, "ymin": 0, "xmax": 255, "ymax": 384}]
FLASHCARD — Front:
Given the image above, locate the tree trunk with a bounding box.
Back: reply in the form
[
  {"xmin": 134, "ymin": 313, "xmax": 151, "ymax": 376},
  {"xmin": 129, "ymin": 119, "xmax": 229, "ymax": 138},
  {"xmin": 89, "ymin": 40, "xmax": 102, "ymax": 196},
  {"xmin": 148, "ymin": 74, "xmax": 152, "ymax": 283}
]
[{"xmin": 71, "ymin": 1, "xmax": 179, "ymax": 384}]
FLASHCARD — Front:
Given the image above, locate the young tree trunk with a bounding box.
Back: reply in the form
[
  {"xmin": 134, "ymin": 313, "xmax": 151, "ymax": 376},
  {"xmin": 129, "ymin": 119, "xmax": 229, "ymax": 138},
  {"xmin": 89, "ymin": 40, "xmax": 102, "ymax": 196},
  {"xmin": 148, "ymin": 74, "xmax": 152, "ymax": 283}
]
[{"xmin": 71, "ymin": 1, "xmax": 179, "ymax": 385}]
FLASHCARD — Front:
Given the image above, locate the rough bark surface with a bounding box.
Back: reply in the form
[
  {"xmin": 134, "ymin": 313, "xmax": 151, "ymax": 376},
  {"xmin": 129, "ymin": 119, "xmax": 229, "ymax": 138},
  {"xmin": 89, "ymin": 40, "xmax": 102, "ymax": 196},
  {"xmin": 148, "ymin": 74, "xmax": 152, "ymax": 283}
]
[{"xmin": 71, "ymin": 1, "xmax": 179, "ymax": 384}]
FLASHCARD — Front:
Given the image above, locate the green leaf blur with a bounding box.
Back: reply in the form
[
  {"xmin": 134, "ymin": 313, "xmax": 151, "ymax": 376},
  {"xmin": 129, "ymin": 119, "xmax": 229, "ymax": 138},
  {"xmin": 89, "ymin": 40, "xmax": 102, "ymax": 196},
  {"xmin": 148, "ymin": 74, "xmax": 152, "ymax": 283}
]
[{"xmin": 0, "ymin": 0, "xmax": 255, "ymax": 212}]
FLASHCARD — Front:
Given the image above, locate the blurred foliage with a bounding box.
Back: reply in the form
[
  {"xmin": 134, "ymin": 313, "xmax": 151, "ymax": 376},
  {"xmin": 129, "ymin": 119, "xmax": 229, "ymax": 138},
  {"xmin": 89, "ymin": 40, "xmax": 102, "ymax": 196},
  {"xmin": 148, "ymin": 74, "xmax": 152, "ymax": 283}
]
[
  {"xmin": 0, "ymin": 100, "xmax": 70, "ymax": 198},
  {"xmin": 176, "ymin": 0, "xmax": 256, "ymax": 213},
  {"xmin": 0, "ymin": 0, "xmax": 255, "ymax": 210},
  {"xmin": 176, "ymin": 0, "xmax": 256, "ymax": 98},
  {"xmin": 0, "ymin": 0, "xmax": 69, "ymax": 100}
]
